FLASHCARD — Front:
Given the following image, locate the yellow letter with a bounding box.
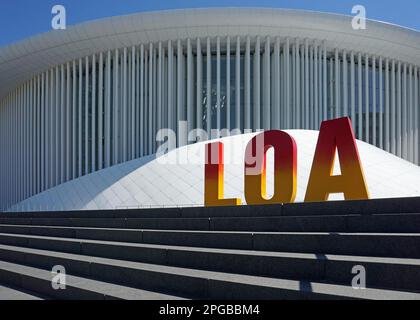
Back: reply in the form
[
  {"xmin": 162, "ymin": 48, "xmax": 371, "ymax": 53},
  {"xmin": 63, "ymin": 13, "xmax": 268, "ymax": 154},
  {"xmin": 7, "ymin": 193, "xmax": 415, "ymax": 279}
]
[
  {"xmin": 204, "ymin": 142, "xmax": 241, "ymax": 207},
  {"xmin": 305, "ymin": 117, "xmax": 369, "ymax": 202}
]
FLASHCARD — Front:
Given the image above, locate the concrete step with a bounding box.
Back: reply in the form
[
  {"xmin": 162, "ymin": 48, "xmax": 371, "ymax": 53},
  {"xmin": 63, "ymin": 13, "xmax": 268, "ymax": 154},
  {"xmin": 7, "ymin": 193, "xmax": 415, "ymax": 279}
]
[
  {"xmin": 282, "ymin": 196, "xmax": 420, "ymax": 216},
  {"xmin": 0, "ymin": 238, "xmax": 420, "ymax": 293},
  {"xmin": 0, "ymin": 260, "xmax": 185, "ymax": 300},
  {"xmin": 0, "ymin": 245, "xmax": 418, "ymax": 300},
  {"xmin": 0, "ymin": 204, "xmax": 283, "ymax": 219},
  {"xmin": 0, "ymin": 284, "xmax": 45, "ymax": 300},
  {"xmin": 4, "ymin": 196, "xmax": 420, "ymax": 220},
  {"xmin": 211, "ymin": 214, "xmax": 420, "ymax": 233},
  {"xmin": 0, "ymin": 229, "xmax": 420, "ymax": 259},
  {"xmin": 2, "ymin": 213, "xmax": 420, "ymax": 233}
]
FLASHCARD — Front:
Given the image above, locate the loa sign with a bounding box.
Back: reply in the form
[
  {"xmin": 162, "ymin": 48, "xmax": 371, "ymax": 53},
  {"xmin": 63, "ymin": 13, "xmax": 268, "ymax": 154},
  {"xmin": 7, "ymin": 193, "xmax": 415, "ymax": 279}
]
[{"xmin": 204, "ymin": 117, "xmax": 369, "ymax": 206}]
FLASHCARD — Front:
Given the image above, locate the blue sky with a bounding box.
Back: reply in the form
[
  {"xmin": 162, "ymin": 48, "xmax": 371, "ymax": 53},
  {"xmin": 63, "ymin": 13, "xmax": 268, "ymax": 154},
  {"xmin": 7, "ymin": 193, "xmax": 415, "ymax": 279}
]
[{"xmin": 0, "ymin": 0, "xmax": 419, "ymax": 47}]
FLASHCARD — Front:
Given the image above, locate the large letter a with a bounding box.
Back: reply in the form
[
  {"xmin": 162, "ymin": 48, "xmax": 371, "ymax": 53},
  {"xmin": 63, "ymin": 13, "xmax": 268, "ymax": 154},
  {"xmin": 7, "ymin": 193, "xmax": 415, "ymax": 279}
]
[{"xmin": 304, "ymin": 117, "xmax": 369, "ymax": 202}]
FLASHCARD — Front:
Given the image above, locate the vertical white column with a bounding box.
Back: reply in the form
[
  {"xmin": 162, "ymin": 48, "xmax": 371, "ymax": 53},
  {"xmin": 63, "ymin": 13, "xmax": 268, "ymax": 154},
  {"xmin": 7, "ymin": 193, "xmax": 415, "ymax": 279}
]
[
  {"xmin": 365, "ymin": 54, "xmax": 370, "ymax": 144},
  {"xmin": 143, "ymin": 49, "xmax": 148, "ymax": 154},
  {"xmin": 402, "ymin": 63, "xmax": 407, "ymax": 159},
  {"xmin": 140, "ymin": 44, "xmax": 145, "ymax": 155},
  {"xmin": 385, "ymin": 59, "xmax": 390, "ymax": 152},
  {"xmin": 72, "ymin": 60, "xmax": 77, "ymax": 178},
  {"xmin": 415, "ymin": 67, "xmax": 419, "ymax": 164},
  {"xmin": 1, "ymin": 96, "xmax": 5, "ymax": 206},
  {"xmin": 317, "ymin": 45, "xmax": 323, "ymax": 125},
  {"xmin": 105, "ymin": 51, "xmax": 111, "ymax": 168},
  {"xmin": 379, "ymin": 57, "xmax": 383, "ymax": 149},
  {"xmin": 136, "ymin": 48, "xmax": 140, "ymax": 157},
  {"xmin": 26, "ymin": 81, "xmax": 30, "ymax": 198},
  {"xmin": 136, "ymin": 47, "xmax": 140, "ymax": 157},
  {"xmin": 152, "ymin": 44, "xmax": 157, "ymax": 153},
  {"xmin": 51, "ymin": 69, "xmax": 57, "ymax": 186},
  {"xmin": 23, "ymin": 84, "xmax": 26, "ymax": 199},
  {"xmin": 12, "ymin": 91, "xmax": 15, "ymax": 202},
  {"xmin": 334, "ymin": 48, "xmax": 340, "ymax": 119},
  {"xmin": 159, "ymin": 42, "xmax": 164, "ymax": 135},
  {"xmin": 122, "ymin": 48, "xmax": 127, "ymax": 162},
  {"xmin": 98, "ymin": 52, "xmax": 104, "ymax": 168},
  {"xmin": 244, "ymin": 36, "xmax": 251, "ymax": 130},
  {"xmin": 350, "ymin": 51, "xmax": 356, "ymax": 131},
  {"xmin": 313, "ymin": 43, "xmax": 318, "ymax": 127},
  {"xmin": 15, "ymin": 89, "xmax": 18, "ymax": 203},
  {"xmin": 343, "ymin": 50, "xmax": 348, "ymax": 117},
  {"xmin": 310, "ymin": 46, "xmax": 314, "ymax": 129},
  {"xmin": 91, "ymin": 54, "xmax": 97, "ymax": 172},
  {"xmin": 297, "ymin": 39, "xmax": 302, "ymax": 127},
  {"xmin": 5, "ymin": 95, "xmax": 8, "ymax": 204},
  {"xmin": 304, "ymin": 39, "xmax": 309, "ymax": 128},
  {"xmin": 372, "ymin": 56, "xmax": 377, "ymax": 146},
  {"xmin": 391, "ymin": 60, "xmax": 396, "ymax": 154},
  {"xmin": 131, "ymin": 46, "xmax": 136, "ymax": 159},
  {"xmin": 0, "ymin": 100, "xmax": 3, "ymax": 207},
  {"xmin": 65, "ymin": 62, "xmax": 71, "ymax": 181},
  {"xmin": 4, "ymin": 96, "xmax": 7, "ymax": 204},
  {"xmin": 149, "ymin": 44, "xmax": 153, "ymax": 153},
  {"xmin": 358, "ymin": 53, "xmax": 363, "ymax": 139},
  {"xmin": 322, "ymin": 42, "xmax": 327, "ymax": 121},
  {"xmin": 254, "ymin": 36, "xmax": 261, "ymax": 130},
  {"xmin": 285, "ymin": 38, "xmax": 290, "ymax": 128},
  {"xmin": 32, "ymin": 80, "xmax": 35, "ymax": 195},
  {"xmin": 291, "ymin": 41, "xmax": 296, "ymax": 128},
  {"xmin": 273, "ymin": 37, "xmax": 280, "ymax": 129},
  {"xmin": 78, "ymin": 59, "xmax": 82, "ymax": 177},
  {"xmin": 264, "ymin": 36, "xmax": 271, "ymax": 129},
  {"xmin": 226, "ymin": 36, "xmax": 231, "ymax": 131},
  {"xmin": 36, "ymin": 75, "xmax": 40, "ymax": 194},
  {"xmin": 397, "ymin": 61, "xmax": 402, "ymax": 157},
  {"xmin": 206, "ymin": 37, "xmax": 212, "ymax": 133},
  {"xmin": 6, "ymin": 95, "xmax": 9, "ymax": 203},
  {"xmin": 167, "ymin": 41, "xmax": 173, "ymax": 148},
  {"xmin": 5, "ymin": 95, "xmax": 8, "ymax": 203},
  {"xmin": 216, "ymin": 36, "xmax": 221, "ymax": 131},
  {"xmin": 235, "ymin": 36, "xmax": 241, "ymax": 130},
  {"xmin": 27, "ymin": 81, "xmax": 31, "ymax": 194},
  {"xmin": 30, "ymin": 78, "xmax": 34, "ymax": 193},
  {"xmin": 40, "ymin": 73, "xmax": 45, "ymax": 193},
  {"xmin": 1, "ymin": 98, "xmax": 4, "ymax": 205},
  {"xmin": 176, "ymin": 40, "xmax": 183, "ymax": 146},
  {"xmin": 408, "ymin": 64, "xmax": 413, "ymax": 162},
  {"xmin": 113, "ymin": 49, "xmax": 119, "ymax": 164},
  {"xmin": 11, "ymin": 92, "xmax": 14, "ymax": 203},
  {"xmin": 60, "ymin": 65, "xmax": 65, "ymax": 183},
  {"xmin": 85, "ymin": 56, "xmax": 90, "ymax": 172},
  {"xmin": 23, "ymin": 84, "xmax": 27, "ymax": 199},
  {"xmin": 15, "ymin": 89, "xmax": 19, "ymax": 201},
  {"xmin": 14, "ymin": 90, "xmax": 18, "ymax": 203},
  {"xmin": 196, "ymin": 38, "xmax": 202, "ymax": 130},
  {"xmin": 409, "ymin": 64, "xmax": 413, "ymax": 162},
  {"xmin": 14, "ymin": 90, "xmax": 17, "ymax": 203}
]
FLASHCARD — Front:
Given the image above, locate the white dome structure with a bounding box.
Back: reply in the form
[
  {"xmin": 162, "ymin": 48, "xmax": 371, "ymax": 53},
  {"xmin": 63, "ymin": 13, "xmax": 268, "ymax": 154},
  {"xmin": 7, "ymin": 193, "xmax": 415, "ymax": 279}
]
[{"xmin": 9, "ymin": 130, "xmax": 420, "ymax": 212}]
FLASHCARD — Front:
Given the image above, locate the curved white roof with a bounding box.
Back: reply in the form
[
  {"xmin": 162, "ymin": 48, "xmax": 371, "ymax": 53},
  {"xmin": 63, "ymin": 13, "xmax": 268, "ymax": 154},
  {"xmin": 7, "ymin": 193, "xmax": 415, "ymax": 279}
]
[
  {"xmin": 10, "ymin": 130, "xmax": 420, "ymax": 212},
  {"xmin": 1, "ymin": 8, "xmax": 420, "ymax": 99}
]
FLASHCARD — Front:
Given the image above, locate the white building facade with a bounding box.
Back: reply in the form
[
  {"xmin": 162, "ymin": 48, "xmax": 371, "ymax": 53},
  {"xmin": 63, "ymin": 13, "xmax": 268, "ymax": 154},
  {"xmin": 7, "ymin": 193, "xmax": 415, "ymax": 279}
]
[{"xmin": 1, "ymin": 8, "xmax": 420, "ymax": 211}]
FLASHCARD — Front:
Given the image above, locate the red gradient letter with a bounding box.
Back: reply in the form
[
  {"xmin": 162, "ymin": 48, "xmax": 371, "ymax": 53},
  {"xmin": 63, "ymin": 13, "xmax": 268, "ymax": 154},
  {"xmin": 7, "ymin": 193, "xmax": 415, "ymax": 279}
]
[
  {"xmin": 244, "ymin": 130, "xmax": 297, "ymax": 205},
  {"xmin": 304, "ymin": 117, "xmax": 369, "ymax": 202},
  {"xmin": 204, "ymin": 142, "xmax": 241, "ymax": 207}
]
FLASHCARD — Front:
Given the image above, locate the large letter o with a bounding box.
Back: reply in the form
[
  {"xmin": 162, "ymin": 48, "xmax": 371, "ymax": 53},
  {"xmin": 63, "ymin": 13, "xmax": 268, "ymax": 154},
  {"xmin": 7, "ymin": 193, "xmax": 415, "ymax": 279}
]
[{"xmin": 244, "ymin": 130, "xmax": 297, "ymax": 205}]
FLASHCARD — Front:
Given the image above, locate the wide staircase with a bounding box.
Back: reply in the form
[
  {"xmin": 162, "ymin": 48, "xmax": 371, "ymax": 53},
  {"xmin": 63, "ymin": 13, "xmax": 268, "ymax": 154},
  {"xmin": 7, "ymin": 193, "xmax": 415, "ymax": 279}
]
[{"xmin": 1, "ymin": 197, "xmax": 420, "ymax": 300}]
